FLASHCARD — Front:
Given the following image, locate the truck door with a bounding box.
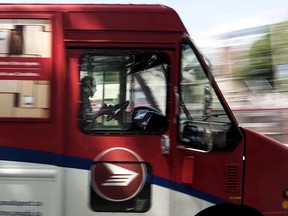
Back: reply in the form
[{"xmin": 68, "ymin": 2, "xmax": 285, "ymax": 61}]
[
  {"xmin": 171, "ymin": 42, "xmax": 245, "ymax": 215},
  {"xmin": 65, "ymin": 48, "xmax": 173, "ymax": 215}
]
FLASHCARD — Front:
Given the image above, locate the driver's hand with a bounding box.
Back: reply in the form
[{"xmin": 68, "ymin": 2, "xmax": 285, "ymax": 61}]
[{"xmin": 99, "ymin": 103, "xmax": 114, "ymax": 115}]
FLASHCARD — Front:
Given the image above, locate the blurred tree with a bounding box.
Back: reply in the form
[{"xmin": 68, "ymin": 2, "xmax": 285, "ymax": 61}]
[
  {"xmin": 270, "ymin": 21, "xmax": 288, "ymax": 89},
  {"xmin": 248, "ymin": 34, "xmax": 274, "ymax": 86},
  {"xmin": 270, "ymin": 21, "xmax": 288, "ymax": 66},
  {"xmin": 233, "ymin": 49, "xmax": 250, "ymax": 78}
]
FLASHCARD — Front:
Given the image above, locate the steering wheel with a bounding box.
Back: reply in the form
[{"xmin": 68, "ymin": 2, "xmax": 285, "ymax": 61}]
[{"xmin": 106, "ymin": 100, "xmax": 130, "ymax": 121}]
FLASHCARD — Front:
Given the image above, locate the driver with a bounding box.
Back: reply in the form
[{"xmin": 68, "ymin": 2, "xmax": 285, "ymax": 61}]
[{"xmin": 80, "ymin": 76, "xmax": 113, "ymax": 129}]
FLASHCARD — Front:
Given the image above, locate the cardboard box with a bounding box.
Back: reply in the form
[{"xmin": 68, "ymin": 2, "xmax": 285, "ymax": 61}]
[
  {"xmin": 35, "ymin": 80, "xmax": 50, "ymax": 85},
  {"xmin": 35, "ymin": 84, "xmax": 49, "ymax": 108},
  {"xmin": 0, "ymin": 80, "xmax": 19, "ymax": 93},
  {"xmin": 19, "ymin": 80, "xmax": 34, "ymax": 95},
  {"xmin": 14, "ymin": 108, "xmax": 49, "ymax": 118},
  {"xmin": 0, "ymin": 93, "xmax": 15, "ymax": 117},
  {"xmin": 18, "ymin": 80, "xmax": 34, "ymax": 107},
  {"xmin": 0, "ymin": 30, "xmax": 9, "ymax": 54}
]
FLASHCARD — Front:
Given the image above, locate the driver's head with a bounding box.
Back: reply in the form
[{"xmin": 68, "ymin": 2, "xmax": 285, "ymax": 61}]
[{"xmin": 80, "ymin": 76, "xmax": 97, "ymax": 97}]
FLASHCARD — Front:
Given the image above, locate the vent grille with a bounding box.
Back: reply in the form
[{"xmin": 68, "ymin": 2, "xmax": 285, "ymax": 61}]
[{"xmin": 225, "ymin": 164, "xmax": 241, "ymax": 193}]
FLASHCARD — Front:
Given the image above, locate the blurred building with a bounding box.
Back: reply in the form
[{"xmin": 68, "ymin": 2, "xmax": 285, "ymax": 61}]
[{"xmin": 209, "ymin": 22, "xmax": 288, "ymax": 144}]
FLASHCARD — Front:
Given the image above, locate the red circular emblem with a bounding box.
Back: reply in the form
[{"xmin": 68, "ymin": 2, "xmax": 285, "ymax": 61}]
[{"xmin": 91, "ymin": 148, "xmax": 146, "ymax": 202}]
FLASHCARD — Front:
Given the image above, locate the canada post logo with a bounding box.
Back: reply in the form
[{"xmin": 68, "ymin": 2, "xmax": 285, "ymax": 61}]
[{"xmin": 91, "ymin": 148, "xmax": 147, "ymax": 202}]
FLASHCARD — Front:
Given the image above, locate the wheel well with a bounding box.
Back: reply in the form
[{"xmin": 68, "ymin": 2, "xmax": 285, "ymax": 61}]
[{"xmin": 195, "ymin": 203, "xmax": 263, "ymax": 216}]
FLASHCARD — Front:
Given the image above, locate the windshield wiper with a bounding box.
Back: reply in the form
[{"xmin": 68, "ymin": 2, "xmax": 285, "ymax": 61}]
[{"xmin": 202, "ymin": 113, "xmax": 226, "ymax": 121}]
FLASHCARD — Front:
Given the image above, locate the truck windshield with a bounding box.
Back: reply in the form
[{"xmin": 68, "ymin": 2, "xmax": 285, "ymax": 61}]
[
  {"xmin": 178, "ymin": 44, "xmax": 238, "ymax": 151},
  {"xmin": 180, "ymin": 44, "xmax": 231, "ymax": 123}
]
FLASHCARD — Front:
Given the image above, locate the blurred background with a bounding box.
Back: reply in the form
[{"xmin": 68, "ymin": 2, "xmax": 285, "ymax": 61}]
[
  {"xmin": 3, "ymin": 0, "xmax": 288, "ymax": 143},
  {"xmin": 186, "ymin": 0, "xmax": 288, "ymax": 144}
]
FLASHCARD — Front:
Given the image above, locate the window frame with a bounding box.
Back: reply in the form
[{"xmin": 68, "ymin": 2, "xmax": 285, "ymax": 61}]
[
  {"xmin": 78, "ymin": 50, "xmax": 171, "ymax": 135},
  {"xmin": 177, "ymin": 41, "xmax": 242, "ymax": 151}
]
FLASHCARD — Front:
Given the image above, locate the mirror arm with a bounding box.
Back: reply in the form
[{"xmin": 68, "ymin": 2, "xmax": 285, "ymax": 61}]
[{"xmin": 177, "ymin": 143, "xmax": 213, "ymax": 153}]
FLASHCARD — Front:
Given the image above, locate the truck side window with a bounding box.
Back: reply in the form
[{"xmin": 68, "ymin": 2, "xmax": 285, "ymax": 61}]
[
  {"xmin": 79, "ymin": 51, "xmax": 169, "ymax": 133},
  {"xmin": 178, "ymin": 44, "xmax": 238, "ymax": 151}
]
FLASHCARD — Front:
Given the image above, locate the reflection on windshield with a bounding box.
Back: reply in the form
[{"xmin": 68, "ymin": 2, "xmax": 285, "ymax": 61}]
[
  {"xmin": 180, "ymin": 44, "xmax": 231, "ymax": 123},
  {"xmin": 177, "ymin": 44, "xmax": 239, "ymax": 152},
  {"xmin": 131, "ymin": 66, "xmax": 167, "ymax": 113}
]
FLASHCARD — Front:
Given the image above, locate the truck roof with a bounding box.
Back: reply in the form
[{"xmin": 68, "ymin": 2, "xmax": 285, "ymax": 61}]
[{"xmin": 0, "ymin": 4, "xmax": 187, "ymax": 32}]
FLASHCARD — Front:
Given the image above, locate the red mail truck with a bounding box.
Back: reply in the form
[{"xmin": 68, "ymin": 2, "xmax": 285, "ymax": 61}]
[{"xmin": 0, "ymin": 4, "xmax": 287, "ymax": 216}]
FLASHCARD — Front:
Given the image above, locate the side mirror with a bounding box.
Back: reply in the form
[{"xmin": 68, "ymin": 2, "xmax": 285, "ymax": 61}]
[{"xmin": 181, "ymin": 123, "xmax": 213, "ymax": 153}]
